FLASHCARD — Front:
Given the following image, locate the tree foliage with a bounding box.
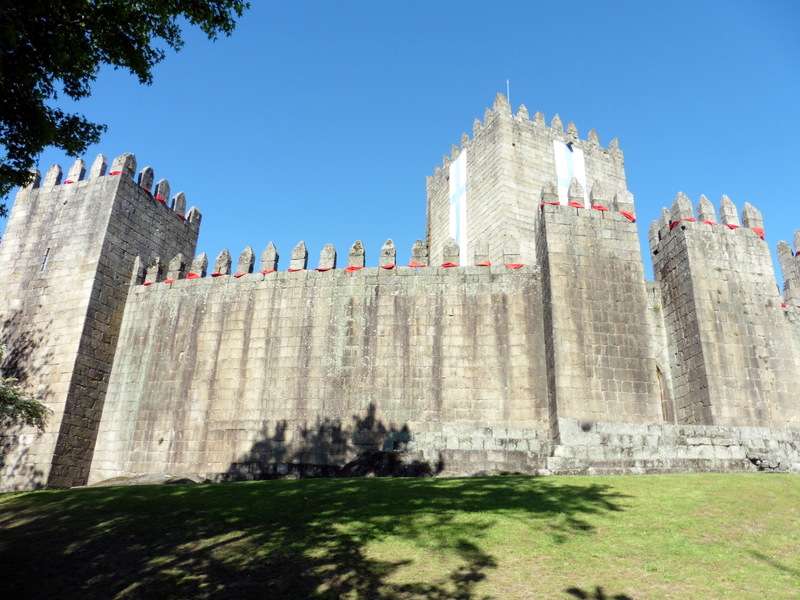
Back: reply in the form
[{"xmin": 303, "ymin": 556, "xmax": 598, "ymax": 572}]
[
  {"xmin": 0, "ymin": 0, "xmax": 249, "ymax": 207},
  {"xmin": 0, "ymin": 346, "xmax": 50, "ymax": 431}
]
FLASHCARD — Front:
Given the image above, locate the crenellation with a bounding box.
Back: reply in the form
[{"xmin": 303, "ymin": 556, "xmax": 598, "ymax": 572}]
[
  {"xmin": 172, "ymin": 192, "xmax": 187, "ymax": 217},
  {"xmin": 379, "ymin": 239, "xmax": 396, "ymax": 267},
  {"xmin": 410, "ymin": 239, "xmax": 427, "ymax": 267},
  {"xmin": 778, "ymin": 236, "xmax": 800, "ymax": 304},
  {"xmin": 3, "ymin": 98, "xmax": 800, "ymax": 491},
  {"xmin": 110, "ymin": 152, "xmax": 136, "ymax": 178},
  {"xmin": 659, "ymin": 207, "xmax": 670, "ymax": 228},
  {"xmin": 237, "ymin": 246, "xmax": 255, "ymax": 275},
  {"xmin": 590, "ymin": 182, "xmax": 609, "ymax": 208},
  {"xmin": 166, "ymin": 253, "xmax": 187, "ymax": 281},
  {"xmin": 472, "ymin": 240, "xmax": 489, "ymax": 265},
  {"xmin": 742, "ymin": 202, "xmax": 764, "ymax": 230},
  {"xmin": 289, "ymin": 241, "xmax": 308, "ymax": 271},
  {"xmin": 502, "ymin": 238, "xmax": 521, "ymax": 265},
  {"xmin": 130, "ymin": 256, "xmax": 144, "ymax": 285},
  {"xmin": 669, "ymin": 192, "xmax": 695, "ymax": 223},
  {"xmin": 144, "ymin": 257, "xmax": 163, "ymax": 284},
  {"xmin": 697, "ymin": 194, "xmax": 717, "ymax": 223},
  {"xmin": 186, "ymin": 206, "xmax": 201, "ymax": 225},
  {"xmin": 719, "ymin": 195, "xmax": 740, "ymax": 226},
  {"xmin": 154, "ymin": 179, "xmax": 170, "ymax": 204},
  {"xmin": 541, "ymin": 183, "xmax": 559, "ymax": 205},
  {"xmin": 260, "ymin": 242, "xmax": 279, "ymax": 272},
  {"xmin": 65, "ymin": 158, "xmax": 86, "ymax": 183},
  {"xmin": 89, "ymin": 154, "xmax": 107, "ymax": 178},
  {"xmin": 137, "ymin": 167, "xmax": 154, "ymax": 193},
  {"xmin": 348, "ymin": 240, "xmax": 365, "ymax": 269},
  {"xmin": 213, "ymin": 249, "xmax": 232, "ymax": 276},
  {"xmin": 648, "ymin": 221, "xmax": 660, "ymax": 250},
  {"xmin": 472, "ymin": 118, "xmax": 482, "ymax": 137},
  {"xmin": 43, "ymin": 163, "xmax": 62, "ymax": 186},
  {"xmin": 492, "ymin": 91, "xmax": 511, "ymax": 114},
  {"xmin": 566, "ymin": 122, "xmax": 579, "ymax": 144},
  {"xmin": 568, "ymin": 178, "xmax": 585, "ymax": 207},
  {"xmin": 317, "ymin": 244, "xmax": 336, "ymax": 271},
  {"xmin": 442, "ymin": 238, "xmax": 459, "ymax": 265},
  {"xmin": 189, "ymin": 252, "xmax": 209, "ymax": 278},
  {"xmin": 24, "ymin": 168, "xmax": 41, "ymax": 189},
  {"xmin": 613, "ymin": 189, "xmax": 635, "ymax": 215}
]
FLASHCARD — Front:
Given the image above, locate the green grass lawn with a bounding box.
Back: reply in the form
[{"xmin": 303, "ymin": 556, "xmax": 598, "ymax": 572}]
[{"xmin": 1, "ymin": 473, "xmax": 798, "ymax": 599}]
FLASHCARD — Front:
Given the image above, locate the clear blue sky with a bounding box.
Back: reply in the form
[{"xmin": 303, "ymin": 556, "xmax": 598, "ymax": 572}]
[{"xmin": 7, "ymin": 1, "xmax": 800, "ymax": 280}]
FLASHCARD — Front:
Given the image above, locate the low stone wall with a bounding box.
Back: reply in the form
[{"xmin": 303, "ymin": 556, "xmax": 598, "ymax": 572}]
[{"xmin": 546, "ymin": 419, "xmax": 800, "ymax": 475}]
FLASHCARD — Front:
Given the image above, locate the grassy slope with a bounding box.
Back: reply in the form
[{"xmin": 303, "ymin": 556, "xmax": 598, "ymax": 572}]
[{"xmin": 0, "ymin": 474, "xmax": 798, "ymax": 599}]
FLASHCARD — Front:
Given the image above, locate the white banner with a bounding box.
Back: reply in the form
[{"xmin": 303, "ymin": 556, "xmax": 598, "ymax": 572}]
[
  {"xmin": 553, "ymin": 140, "xmax": 587, "ymax": 205},
  {"xmin": 449, "ymin": 150, "xmax": 468, "ymax": 264}
]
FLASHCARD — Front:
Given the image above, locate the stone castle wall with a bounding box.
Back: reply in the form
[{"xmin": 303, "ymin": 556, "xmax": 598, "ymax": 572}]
[
  {"xmin": 2, "ymin": 95, "xmax": 800, "ymax": 490},
  {"xmin": 89, "ymin": 265, "xmax": 551, "ymax": 482}
]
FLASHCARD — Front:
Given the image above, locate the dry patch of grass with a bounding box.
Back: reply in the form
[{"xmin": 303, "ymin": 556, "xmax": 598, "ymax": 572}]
[{"xmin": 1, "ymin": 473, "xmax": 798, "ymax": 599}]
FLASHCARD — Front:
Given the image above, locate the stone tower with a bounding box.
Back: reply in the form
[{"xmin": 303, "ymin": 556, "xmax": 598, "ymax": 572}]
[
  {"xmin": 650, "ymin": 194, "xmax": 800, "ymax": 428},
  {"xmin": 426, "ymin": 93, "xmax": 626, "ymax": 265},
  {"xmin": 0, "ymin": 154, "xmax": 200, "ymax": 489}
]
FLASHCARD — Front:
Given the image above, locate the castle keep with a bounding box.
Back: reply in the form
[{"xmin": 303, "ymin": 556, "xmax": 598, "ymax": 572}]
[{"xmin": 1, "ymin": 94, "xmax": 799, "ymax": 490}]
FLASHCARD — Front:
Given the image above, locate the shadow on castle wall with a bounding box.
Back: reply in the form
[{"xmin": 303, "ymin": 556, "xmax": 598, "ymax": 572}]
[
  {"xmin": 0, "ymin": 311, "xmax": 53, "ymax": 490},
  {"xmin": 0, "ymin": 474, "xmax": 631, "ymax": 599},
  {"xmin": 224, "ymin": 403, "xmax": 443, "ymax": 481}
]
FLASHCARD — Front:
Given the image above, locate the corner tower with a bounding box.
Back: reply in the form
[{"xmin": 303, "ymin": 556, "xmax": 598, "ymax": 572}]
[
  {"xmin": 0, "ymin": 154, "xmax": 200, "ymax": 489},
  {"xmin": 650, "ymin": 194, "xmax": 800, "ymax": 428},
  {"xmin": 426, "ymin": 93, "xmax": 626, "ymax": 265}
]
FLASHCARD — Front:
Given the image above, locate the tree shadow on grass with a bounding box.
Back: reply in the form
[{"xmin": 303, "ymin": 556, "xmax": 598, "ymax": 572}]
[
  {"xmin": 747, "ymin": 550, "xmax": 800, "ymax": 579},
  {"xmin": 565, "ymin": 586, "xmax": 634, "ymax": 600},
  {"xmin": 0, "ymin": 474, "xmax": 629, "ymax": 599}
]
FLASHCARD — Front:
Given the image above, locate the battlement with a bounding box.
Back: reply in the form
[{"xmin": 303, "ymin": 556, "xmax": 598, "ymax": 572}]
[
  {"xmin": 428, "ymin": 93, "xmax": 622, "ymax": 180},
  {"xmin": 136, "ymin": 237, "xmax": 539, "ymax": 287},
  {"xmin": 649, "ymin": 193, "xmax": 766, "ymax": 253},
  {"xmin": 777, "ymin": 232, "xmax": 800, "ymax": 305},
  {"xmin": 20, "ymin": 153, "xmax": 202, "ymax": 226}
]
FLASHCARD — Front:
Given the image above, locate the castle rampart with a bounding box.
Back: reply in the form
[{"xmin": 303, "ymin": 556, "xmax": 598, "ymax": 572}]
[
  {"xmin": 1, "ymin": 97, "xmax": 800, "ymax": 489},
  {"xmin": 90, "ymin": 262, "xmax": 551, "ymax": 482}
]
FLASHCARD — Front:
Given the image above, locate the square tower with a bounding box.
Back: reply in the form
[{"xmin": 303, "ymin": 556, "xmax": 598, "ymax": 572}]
[
  {"xmin": 0, "ymin": 154, "xmax": 200, "ymax": 489},
  {"xmin": 426, "ymin": 93, "xmax": 627, "ymax": 265}
]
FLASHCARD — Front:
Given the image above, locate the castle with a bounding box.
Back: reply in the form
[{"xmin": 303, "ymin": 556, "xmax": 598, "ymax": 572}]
[{"xmin": 1, "ymin": 93, "xmax": 799, "ymax": 491}]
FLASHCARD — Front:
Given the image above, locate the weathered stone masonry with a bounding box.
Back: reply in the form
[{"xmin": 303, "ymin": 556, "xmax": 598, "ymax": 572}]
[{"xmin": 1, "ymin": 94, "xmax": 799, "ymax": 490}]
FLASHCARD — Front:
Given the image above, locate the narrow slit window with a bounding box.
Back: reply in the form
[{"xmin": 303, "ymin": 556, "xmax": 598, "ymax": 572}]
[{"xmin": 40, "ymin": 247, "xmax": 50, "ymax": 272}]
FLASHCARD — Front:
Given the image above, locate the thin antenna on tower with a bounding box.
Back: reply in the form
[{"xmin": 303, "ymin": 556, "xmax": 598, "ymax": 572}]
[{"xmin": 506, "ymin": 79, "xmax": 510, "ymax": 105}]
